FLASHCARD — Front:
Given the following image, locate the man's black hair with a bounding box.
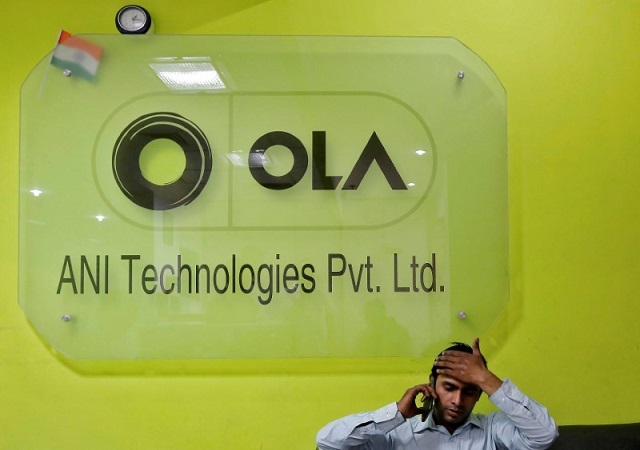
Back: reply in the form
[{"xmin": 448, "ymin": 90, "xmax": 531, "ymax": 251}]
[{"xmin": 430, "ymin": 342, "xmax": 488, "ymax": 382}]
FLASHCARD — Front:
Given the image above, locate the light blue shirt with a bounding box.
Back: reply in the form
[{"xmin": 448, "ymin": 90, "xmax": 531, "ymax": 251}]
[{"xmin": 316, "ymin": 379, "xmax": 559, "ymax": 449}]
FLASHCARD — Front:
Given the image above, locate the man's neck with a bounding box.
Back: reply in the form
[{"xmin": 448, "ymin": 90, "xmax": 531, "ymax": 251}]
[{"xmin": 433, "ymin": 411, "xmax": 465, "ymax": 435}]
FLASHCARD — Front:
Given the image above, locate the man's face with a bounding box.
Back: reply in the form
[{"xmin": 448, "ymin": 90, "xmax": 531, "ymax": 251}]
[{"xmin": 431, "ymin": 375, "xmax": 482, "ymax": 432}]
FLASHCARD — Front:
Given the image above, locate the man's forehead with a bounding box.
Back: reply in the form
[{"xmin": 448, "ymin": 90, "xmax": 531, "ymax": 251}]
[{"xmin": 436, "ymin": 375, "xmax": 480, "ymax": 390}]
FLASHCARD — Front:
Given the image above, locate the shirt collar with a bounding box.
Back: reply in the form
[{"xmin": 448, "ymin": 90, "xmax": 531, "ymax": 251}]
[{"xmin": 414, "ymin": 412, "xmax": 484, "ymax": 434}]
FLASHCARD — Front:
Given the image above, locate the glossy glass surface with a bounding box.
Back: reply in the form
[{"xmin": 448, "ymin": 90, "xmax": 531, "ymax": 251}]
[{"xmin": 19, "ymin": 35, "xmax": 507, "ymax": 362}]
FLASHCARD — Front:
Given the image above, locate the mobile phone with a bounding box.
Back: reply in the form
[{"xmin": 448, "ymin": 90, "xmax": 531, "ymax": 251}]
[{"xmin": 421, "ymin": 379, "xmax": 435, "ymax": 422}]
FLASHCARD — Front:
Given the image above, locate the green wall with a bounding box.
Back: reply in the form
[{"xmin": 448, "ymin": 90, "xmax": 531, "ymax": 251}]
[{"xmin": 2, "ymin": 0, "xmax": 639, "ymax": 448}]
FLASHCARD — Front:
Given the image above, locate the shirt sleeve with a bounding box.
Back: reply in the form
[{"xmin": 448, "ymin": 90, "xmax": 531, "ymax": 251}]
[
  {"xmin": 488, "ymin": 378, "xmax": 560, "ymax": 449},
  {"xmin": 316, "ymin": 402, "xmax": 405, "ymax": 450}
]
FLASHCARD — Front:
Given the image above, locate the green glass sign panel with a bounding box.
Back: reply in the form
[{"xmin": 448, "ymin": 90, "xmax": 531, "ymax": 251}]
[{"xmin": 19, "ymin": 35, "xmax": 507, "ymax": 363}]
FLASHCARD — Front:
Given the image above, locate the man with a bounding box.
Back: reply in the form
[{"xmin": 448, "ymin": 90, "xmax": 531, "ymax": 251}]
[{"xmin": 316, "ymin": 338, "xmax": 558, "ymax": 449}]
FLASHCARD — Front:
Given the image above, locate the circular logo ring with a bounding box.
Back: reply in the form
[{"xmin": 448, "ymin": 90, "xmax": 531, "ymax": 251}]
[{"xmin": 112, "ymin": 112, "xmax": 212, "ymax": 210}]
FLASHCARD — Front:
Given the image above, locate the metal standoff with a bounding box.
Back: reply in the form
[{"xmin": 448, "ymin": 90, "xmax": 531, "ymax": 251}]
[{"xmin": 61, "ymin": 314, "xmax": 72, "ymax": 322}]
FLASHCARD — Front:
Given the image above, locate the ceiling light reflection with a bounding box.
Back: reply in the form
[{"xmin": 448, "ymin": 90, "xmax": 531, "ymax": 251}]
[
  {"xmin": 248, "ymin": 150, "xmax": 271, "ymax": 167},
  {"xmin": 150, "ymin": 58, "xmax": 226, "ymax": 91},
  {"xmin": 226, "ymin": 151, "xmax": 245, "ymax": 167}
]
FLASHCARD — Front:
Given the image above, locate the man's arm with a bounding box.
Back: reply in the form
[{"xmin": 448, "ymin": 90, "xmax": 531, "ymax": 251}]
[
  {"xmin": 316, "ymin": 384, "xmax": 436, "ymax": 450},
  {"xmin": 315, "ymin": 403, "xmax": 403, "ymax": 450},
  {"xmin": 435, "ymin": 338, "xmax": 559, "ymax": 449},
  {"xmin": 488, "ymin": 378, "xmax": 559, "ymax": 449}
]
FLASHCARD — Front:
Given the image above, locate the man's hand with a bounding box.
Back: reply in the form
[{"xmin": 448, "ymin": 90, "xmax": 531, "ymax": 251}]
[
  {"xmin": 434, "ymin": 338, "xmax": 503, "ymax": 395},
  {"xmin": 397, "ymin": 383, "xmax": 436, "ymax": 419}
]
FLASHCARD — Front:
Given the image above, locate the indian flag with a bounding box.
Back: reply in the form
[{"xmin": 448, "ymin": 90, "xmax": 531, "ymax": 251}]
[{"xmin": 51, "ymin": 30, "xmax": 103, "ymax": 80}]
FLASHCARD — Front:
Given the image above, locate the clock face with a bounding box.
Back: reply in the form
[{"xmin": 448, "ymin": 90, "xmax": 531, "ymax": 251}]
[{"xmin": 116, "ymin": 5, "xmax": 151, "ymax": 34}]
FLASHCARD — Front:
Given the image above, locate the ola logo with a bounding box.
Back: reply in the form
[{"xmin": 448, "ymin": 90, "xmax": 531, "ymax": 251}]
[{"xmin": 112, "ymin": 112, "xmax": 212, "ymax": 210}]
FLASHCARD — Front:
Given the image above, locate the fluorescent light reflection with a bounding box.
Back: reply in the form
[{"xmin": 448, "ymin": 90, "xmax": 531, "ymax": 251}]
[
  {"xmin": 415, "ymin": 149, "xmax": 427, "ymax": 156},
  {"xmin": 226, "ymin": 151, "xmax": 245, "ymax": 167},
  {"xmin": 95, "ymin": 215, "xmax": 106, "ymax": 222},
  {"xmin": 30, "ymin": 189, "xmax": 43, "ymax": 197},
  {"xmin": 150, "ymin": 57, "xmax": 226, "ymax": 91},
  {"xmin": 248, "ymin": 150, "xmax": 272, "ymax": 167}
]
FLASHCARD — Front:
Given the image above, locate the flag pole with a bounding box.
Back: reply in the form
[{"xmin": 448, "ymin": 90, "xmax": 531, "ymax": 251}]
[{"xmin": 37, "ymin": 29, "xmax": 65, "ymax": 99}]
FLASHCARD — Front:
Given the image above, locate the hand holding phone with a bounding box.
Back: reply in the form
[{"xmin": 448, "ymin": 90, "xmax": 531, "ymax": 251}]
[
  {"xmin": 421, "ymin": 379, "xmax": 436, "ymax": 422},
  {"xmin": 420, "ymin": 396, "xmax": 433, "ymax": 422},
  {"xmin": 398, "ymin": 381, "xmax": 436, "ymax": 421}
]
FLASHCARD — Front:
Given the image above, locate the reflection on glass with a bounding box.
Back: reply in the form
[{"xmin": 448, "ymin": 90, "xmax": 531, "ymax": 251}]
[
  {"xmin": 150, "ymin": 57, "xmax": 225, "ymax": 91},
  {"xmin": 226, "ymin": 151, "xmax": 245, "ymax": 167},
  {"xmin": 248, "ymin": 149, "xmax": 271, "ymax": 168}
]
